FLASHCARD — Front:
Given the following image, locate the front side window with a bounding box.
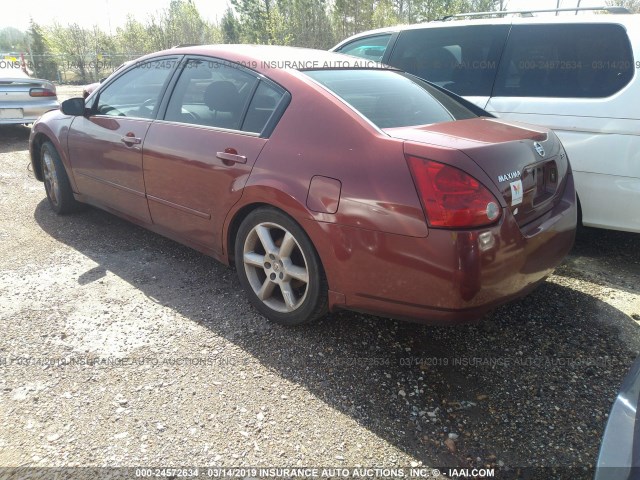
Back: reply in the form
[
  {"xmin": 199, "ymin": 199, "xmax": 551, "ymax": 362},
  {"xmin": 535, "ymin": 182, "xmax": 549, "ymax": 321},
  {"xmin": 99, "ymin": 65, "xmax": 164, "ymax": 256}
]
[
  {"xmin": 388, "ymin": 25, "xmax": 510, "ymax": 96},
  {"xmin": 336, "ymin": 34, "xmax": 393, "ymax": 62},
  {"xmin": 304, "ymin": 69, "xmax": 477, "ymax": 129},
  {"xmin": 493, "ymin": 24, "xmax": 634, "ymax": 98},
  {"xmin": 165, "ymin": 59, "xmax": 258, "ymax": 130},
  {"xmin": 95, "ymin": 59, "xmax": 178, "ymax": 118}
]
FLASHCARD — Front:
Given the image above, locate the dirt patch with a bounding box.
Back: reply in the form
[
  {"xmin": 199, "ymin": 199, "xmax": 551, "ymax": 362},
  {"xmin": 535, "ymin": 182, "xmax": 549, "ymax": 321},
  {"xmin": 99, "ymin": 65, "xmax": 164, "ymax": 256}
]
[{"xmin": 0, "ymin": 127, "xmax": 639, "ymax": 475}]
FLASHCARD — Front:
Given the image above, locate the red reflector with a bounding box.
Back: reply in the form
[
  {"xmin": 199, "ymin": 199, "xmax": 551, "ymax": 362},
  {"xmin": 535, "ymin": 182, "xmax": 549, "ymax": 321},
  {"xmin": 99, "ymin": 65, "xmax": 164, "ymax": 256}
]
[
  {"xmin": 29, "ymin": 88, "xmax": 56, "ymax": 97},
  {"xmin": 407, "ymin": 155, "xmax": 502, "ymax": 228}
]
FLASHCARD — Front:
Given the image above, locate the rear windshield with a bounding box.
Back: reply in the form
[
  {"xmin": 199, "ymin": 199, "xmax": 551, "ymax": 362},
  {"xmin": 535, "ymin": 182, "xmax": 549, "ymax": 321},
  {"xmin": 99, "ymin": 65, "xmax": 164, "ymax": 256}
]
[{"xmin": 304, "ymin": 69, "xmax": 478, "ymax": 128}]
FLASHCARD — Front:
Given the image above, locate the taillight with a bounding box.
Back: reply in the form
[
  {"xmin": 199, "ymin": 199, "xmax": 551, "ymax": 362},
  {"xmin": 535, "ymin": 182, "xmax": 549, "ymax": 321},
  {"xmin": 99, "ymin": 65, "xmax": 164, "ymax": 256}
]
[
  {"xmin": 29, "ymin": 87, "xmax": 56, "ymax": 97},
  {"xmin": 407, "ymin": 155, "xmax": 501, "ymax": 228}
]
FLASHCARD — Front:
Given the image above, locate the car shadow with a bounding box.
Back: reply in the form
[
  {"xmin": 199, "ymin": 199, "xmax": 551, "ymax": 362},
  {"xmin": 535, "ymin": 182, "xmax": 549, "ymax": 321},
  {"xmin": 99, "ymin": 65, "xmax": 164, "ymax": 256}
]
[
  {"xmin": 0, "ymin": 125, "xmax": 31, "ymax": 154},
  {"xmin": 554, "ymin": 227, "xmax": 640, "ymax": 296},
  {"xmin": 33, "ymin": 200, "xmax": 640, "ymax": 469}
]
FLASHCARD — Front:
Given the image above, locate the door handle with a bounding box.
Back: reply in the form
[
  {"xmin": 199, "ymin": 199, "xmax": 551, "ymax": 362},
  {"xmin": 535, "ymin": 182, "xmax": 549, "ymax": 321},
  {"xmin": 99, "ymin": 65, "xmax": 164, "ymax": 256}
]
[
  {"xmin": 216, "ymin": 149, "xmax": 247, "ymax": 165},
  {"xmin": 121, "ymin": 132, "xmax": 142, "ymax": 146}
]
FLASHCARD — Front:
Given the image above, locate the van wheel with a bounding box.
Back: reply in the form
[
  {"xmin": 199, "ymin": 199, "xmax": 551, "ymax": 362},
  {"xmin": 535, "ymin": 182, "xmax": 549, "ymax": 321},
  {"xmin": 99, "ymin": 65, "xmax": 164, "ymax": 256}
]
[
  {"xmin": 41, "ymin": 142, "xmax": 81, "ymax": 214},
  {"xmin": 235, "ymin": 208, "xmax": 328, "ymax": 326}
]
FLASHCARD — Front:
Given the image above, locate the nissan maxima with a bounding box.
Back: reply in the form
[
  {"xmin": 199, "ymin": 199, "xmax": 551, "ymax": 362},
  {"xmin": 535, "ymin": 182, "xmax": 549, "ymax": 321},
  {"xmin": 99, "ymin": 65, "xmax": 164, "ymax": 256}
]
[{"xmin": 28, "ymin": 45, "xmax": 577, "ymax": 326}]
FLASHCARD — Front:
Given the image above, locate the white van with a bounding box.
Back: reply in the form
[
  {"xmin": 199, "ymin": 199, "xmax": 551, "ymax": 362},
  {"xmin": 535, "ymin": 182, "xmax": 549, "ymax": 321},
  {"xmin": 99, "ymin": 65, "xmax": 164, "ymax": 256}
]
[{"xmin": 332, "ymin": 9, "xmax": 640, "ymax": 233}]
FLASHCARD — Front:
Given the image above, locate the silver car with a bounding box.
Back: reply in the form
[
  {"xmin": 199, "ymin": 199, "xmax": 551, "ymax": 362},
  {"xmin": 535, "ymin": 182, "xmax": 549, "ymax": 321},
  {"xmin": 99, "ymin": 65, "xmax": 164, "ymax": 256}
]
[
  {"xmin": 0, "ymin": 63, "xmax": 59, "ymax": 125},
  {"xmin": 595, "ymin": 355, "xmax": 640, "ymax": 479}
]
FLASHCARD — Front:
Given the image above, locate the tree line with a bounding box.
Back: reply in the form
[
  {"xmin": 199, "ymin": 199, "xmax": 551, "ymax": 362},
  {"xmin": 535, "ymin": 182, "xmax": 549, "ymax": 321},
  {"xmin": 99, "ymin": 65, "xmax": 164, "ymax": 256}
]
[{"xmin": 1, "ymin": 0, "xmax": 638, "ymax": 83}]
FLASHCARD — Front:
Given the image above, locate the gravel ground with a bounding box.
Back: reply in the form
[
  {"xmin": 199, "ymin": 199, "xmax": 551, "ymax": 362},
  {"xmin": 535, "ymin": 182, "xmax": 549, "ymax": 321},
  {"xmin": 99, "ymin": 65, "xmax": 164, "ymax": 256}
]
[{"xmin": 1, "ymin": 88, "xmax": 639, "ymax": 479}]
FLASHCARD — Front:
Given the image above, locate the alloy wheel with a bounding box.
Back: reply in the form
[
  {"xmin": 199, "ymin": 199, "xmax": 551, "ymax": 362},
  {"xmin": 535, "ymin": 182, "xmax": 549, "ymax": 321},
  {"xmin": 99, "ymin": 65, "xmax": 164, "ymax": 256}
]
[{"xmin": 242, "ymin": 222, "xmax": 310, "ymax": 313}]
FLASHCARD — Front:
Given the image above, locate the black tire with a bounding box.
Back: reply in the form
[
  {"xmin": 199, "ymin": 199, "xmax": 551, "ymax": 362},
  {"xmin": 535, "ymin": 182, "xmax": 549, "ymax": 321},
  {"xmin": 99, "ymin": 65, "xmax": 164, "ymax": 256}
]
[
  {"xmin": 40, "ymin": 141, "xmax": 81, "ymax": 214},
  {"xmin": 234, "ymin": 207, "xmax": 328, "ymax": 326}
]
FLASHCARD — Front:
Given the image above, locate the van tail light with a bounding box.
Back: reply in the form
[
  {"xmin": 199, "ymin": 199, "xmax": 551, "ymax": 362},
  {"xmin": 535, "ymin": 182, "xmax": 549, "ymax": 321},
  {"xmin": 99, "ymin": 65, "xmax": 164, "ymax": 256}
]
[
  {"xmin": 406, "ymin": 155, "xmax": 502, "ymax": 228},
  {"xmin": 29, "ymin": 87, "xmax": 56, "ymax": 97}
]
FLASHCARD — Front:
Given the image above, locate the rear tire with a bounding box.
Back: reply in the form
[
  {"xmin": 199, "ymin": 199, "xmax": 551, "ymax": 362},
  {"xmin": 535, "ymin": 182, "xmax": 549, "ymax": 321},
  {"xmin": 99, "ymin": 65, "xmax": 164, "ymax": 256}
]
[
  {"xmin": 234, "ymin": 207, "xmax": 328, "ymax": 326},
  {"xmin": 41, "ymin": 141, "xmax": 81, "ymax": 214}
]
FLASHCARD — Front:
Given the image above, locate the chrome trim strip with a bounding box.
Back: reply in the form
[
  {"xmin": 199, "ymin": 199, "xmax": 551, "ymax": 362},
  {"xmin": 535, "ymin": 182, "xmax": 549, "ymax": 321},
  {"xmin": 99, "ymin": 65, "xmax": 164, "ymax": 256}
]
[{"xmin": 147, "ymin": 194, "xmax": 211, "ymax": 219}]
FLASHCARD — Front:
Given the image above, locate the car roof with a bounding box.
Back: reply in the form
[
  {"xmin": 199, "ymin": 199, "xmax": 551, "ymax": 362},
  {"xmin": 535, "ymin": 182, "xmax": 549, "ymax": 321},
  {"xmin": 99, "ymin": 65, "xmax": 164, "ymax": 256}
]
[
  {"xmin": 333, "ymin": 13, "xmax": 640, "ymax": 48},
  {"xmin": 129, "ymin": 44, "xmax": 392, "ymax": 88},
  {"xmin": 148, "ymin": 44, "xmax": 383, "ymax": 71}
]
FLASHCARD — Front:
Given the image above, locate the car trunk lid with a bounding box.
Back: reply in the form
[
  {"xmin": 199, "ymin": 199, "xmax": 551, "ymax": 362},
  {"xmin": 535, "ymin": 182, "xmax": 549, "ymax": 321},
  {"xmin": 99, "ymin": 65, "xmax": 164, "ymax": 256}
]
[
  {"xmin": 384, "ymin": 118, "xmax": 569, "ymax": 228},
  {"xmin": 0, "ymin": 78, "xmax": 57, "ymax": 104}
]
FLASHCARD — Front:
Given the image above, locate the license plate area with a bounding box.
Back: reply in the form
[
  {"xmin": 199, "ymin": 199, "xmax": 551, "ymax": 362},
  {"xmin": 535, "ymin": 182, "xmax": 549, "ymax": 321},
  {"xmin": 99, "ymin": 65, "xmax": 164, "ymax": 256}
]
[
  {"xmin": 0, "ymin": 108, "xmax": 23, "ymax": 119},
  {"xmin": 523, "ymin": 160, "xmax": 558, "ymax": 207}
]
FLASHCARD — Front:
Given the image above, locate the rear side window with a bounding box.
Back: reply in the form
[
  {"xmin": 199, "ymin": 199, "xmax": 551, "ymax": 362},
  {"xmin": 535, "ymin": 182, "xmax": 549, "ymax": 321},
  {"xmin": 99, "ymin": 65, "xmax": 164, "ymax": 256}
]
[
  {"xmin": 336, "ymin": 34, "xmax": 393, "ymax": 62},
  {"xmin": 494, "ymin": 24, "xmax": 634, "ymax": 98},
  {"xmin": 304, "ymin": 69, "xmax": 477, "ymax": 129},
  {"xmin": 388, "ymin": 25, "xmax": 510, "ymax": 96},
  {"xmin": 165, "ymin": 59, "xmax": 258, "ymax": 130},
  {"xmin": 241, "ymin": 81, "xmax": 286, "ymax": 134}
]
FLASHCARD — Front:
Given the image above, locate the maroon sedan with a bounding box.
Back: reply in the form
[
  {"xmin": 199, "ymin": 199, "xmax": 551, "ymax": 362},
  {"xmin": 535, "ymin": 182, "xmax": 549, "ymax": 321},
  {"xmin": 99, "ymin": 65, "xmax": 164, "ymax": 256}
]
[{"xmin": 29, "ymin": 45, "xmax": 576, "ymax": 326}]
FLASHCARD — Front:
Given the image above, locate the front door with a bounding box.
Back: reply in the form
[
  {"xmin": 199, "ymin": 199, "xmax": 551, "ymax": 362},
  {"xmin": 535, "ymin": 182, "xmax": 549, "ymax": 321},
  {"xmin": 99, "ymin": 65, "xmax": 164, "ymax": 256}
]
[{"xmin": 67, "ymin": 57, "xmax": 180, "ymax": 222}]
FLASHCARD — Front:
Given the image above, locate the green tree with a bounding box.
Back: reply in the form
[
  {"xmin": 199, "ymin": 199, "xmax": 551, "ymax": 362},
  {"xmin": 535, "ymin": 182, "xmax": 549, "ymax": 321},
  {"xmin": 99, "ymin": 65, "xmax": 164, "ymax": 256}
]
[
  {"xmin": 89, "ymin": 26, "xmax": 117, "ymax": 81},
  {"xmin": 413, "ymin": 0, "xmax": 495, "ymax": 22},
  {"xmin": 221, "ymin": 7, "xmax": 241, "ymax": 43},
  {"xmin": 232, "ymin": 0, "xmax": 271, "ymax": 43},
  {"xmin": 0, "ymin": 27, "xmax": 28, "ymax": 52},
  {"xmin": 145, "ymin": 0, "xmax": 213, "ymax": 50},
  {"xmin": 28, "ymin": 20, "xmax": 58, "ymax": 80},
  {"xmin": 46, "ymin": 23, "xmax": 93, "ymax": 82},
  {"xmin": 275, "ymin": 0, "xmax": 334, "ymax": 48},
  {"xmin": 331, "ymin": 0, "xmax": 375, "ymax": 39},
  {"xmin": 116, "ymin": 16, "xmax": 152, "ymax": 58},
  {"xmin": 372, "ymin": 0, "xmax": 400, "ymax": 28}
]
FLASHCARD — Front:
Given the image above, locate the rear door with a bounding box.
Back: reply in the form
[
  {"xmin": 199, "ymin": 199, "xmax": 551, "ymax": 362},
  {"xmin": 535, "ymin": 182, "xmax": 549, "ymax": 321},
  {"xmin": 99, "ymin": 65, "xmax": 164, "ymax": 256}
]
[
  {"xmin": 386, "ymin": 24, "xmax": 510, "ymax": 109},
  {"xmin": 67, "ymin": 57, "xmax": 180, "ymax": 222},
  {"xmin": 143, "ymin": 57, "xmax": 288, "ymax": 255}
]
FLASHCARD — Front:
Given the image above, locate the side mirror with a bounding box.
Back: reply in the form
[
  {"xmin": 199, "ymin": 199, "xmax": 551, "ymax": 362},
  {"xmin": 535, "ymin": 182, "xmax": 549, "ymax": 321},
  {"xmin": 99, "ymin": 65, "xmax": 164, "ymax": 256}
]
[{"xmin": 61, "ymin": 98, "xmax": 87, "ymax": 116}]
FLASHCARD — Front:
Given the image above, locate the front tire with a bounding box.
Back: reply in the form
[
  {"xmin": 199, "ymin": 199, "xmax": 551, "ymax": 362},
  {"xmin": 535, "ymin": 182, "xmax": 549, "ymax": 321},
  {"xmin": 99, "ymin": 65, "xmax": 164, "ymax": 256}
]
[
  {"xmin": 234, "ymin": 208, "xmax": 328, "ymax": 326},
  {"xmin": 41, "ymin": 141, "xmax": 81, "ymax": 214}
]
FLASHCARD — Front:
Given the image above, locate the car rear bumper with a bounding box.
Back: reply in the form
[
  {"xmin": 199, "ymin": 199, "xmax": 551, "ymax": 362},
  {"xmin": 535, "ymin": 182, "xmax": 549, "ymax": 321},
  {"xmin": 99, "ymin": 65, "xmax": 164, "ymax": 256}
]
[
  {"xmin": 0, "ymin": 99, "xmax": 59, "ymax": 124},
  {"xmin": 312, "ymin": 173, "xmax": 577, "ymax": 324}
]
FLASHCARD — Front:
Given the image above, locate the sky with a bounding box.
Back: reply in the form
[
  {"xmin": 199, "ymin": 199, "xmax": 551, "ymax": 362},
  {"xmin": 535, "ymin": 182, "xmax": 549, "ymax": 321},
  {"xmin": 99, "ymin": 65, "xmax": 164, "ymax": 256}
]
[{"xmin": 1, "ymin": 0, "xmax": 610, "ymax": 32}]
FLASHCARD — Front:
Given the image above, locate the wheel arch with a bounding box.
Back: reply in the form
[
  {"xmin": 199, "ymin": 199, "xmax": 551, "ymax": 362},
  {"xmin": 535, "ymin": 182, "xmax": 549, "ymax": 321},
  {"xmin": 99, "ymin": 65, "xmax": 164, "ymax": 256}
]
[
  {"xmin": 223, "ymin": 188, "xmax": 339, "ymax": 302},
  {"xmin": 576, "ymin": 193, "xmax": 583, "ymax": 227},
  {"xmin": 225, "ymin": 202, "xmax": 272, "ymax": 265},
  {"xmin": 30, "ymin": 132, "xmax": 51, "ymax": 181},
  {"xmin": 223, "ymin": 196, "xmax": 325, "ymax": 275}
]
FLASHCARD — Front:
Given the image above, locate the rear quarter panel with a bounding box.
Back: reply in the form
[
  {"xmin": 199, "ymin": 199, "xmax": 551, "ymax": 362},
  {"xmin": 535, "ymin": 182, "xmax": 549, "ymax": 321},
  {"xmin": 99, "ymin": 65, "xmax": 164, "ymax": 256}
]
[{"xmin": 224, "ymin": 71, "xmax": 429, "ymax": 284}]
